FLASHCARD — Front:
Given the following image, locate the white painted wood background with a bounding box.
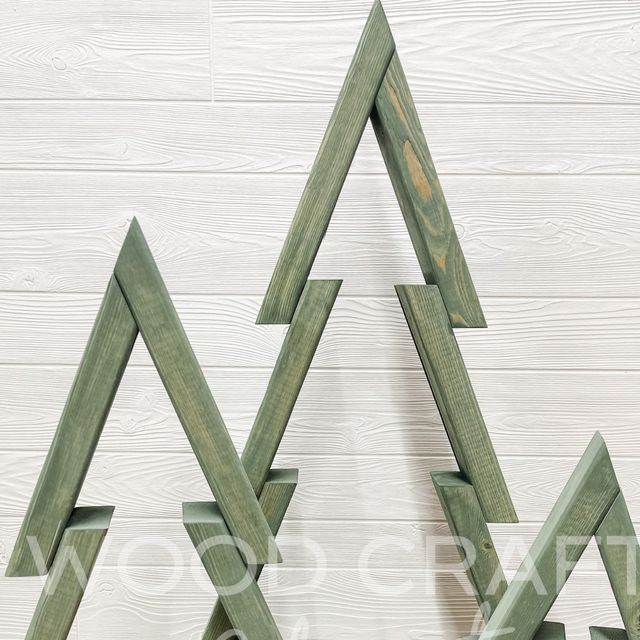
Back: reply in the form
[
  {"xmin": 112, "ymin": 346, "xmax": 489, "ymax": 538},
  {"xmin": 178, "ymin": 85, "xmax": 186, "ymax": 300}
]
[{"xmin": 1, "ymin": 0, "xmax": 639, "ymax": 638}]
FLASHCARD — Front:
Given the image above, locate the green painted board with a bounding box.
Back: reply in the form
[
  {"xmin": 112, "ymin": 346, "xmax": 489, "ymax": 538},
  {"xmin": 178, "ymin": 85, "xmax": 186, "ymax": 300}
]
[
  {"xmin": 597, "ymin": 493, "xmax": 640, "ymax": 640},
  {"xmin": 204, "ymin": 469, "xmax": 298, "ymax": 640},
  {"xmin": 25, "ymin": 506, "xmax": 114, "ymax": 640},
  {"xmin": 396, "ymin": 284, "xmax": 516, "ymax": 523},
  {"xmin": 244, "ymin": 280, "xmax": 340, "ymax": 494},
  {"xmin": 115, "ymin": 218, "xmax": 277, "ymax": 565},
  {"xmin": 465, "ymin": 622, "xmax": 566, "ymax": 640},
  {"xmin": 372, "ymin": 52, "xmax": 485, "ymax": 329},
  {"xmin": 432, "ymin": 471, "xmax": 507, "ymax": 618},
  {"xmin": 480, "ymin": 433, "xmax": 620, "ymax": 640},
  {"xmin": 257, "ymin": 0, "xmax": 395, "ymax": 324},
  {"xmin": 591, "ymin": 628, "xmax": 629, "ymax": 640},
  {"xmin": 7, "ymin": 277, "xmax": 137, "ymax": 577},
  {"xmin": 185, "ymin": 470, "xmax": 298, "ymax": 640}
]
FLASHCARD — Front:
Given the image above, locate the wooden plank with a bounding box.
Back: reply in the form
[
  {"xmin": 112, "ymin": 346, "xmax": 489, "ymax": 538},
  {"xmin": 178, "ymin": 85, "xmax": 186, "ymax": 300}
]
[
  {"xmin": 204, "ymin": 469, "xmax": 298, "ymax": 640},
  {"xmin": 597, "ymin": 493, "xmax": 640, "ymax": 640},
  {"xmin": 243, "ymin": 280, "xmax": 340, "ymax": 493},
  {"xmin": 432, "ymin": 471, "xmax": 506, "ymax": 618},
  {"xmin": 396, "ymin": 284, "xmax": 516, "ymax": 523},
  {"xmin": 480, "ymin": 433, "xmax": 620, "ymax": 640},
  {"xmin": 256, "ymin": 0, "xmax": 395, "ymax": 324},
  {"xmin": 183, "ymin": 501, "xmax": 282, "ymax": 640},
  {"xmin": 114, "ymin": 218, "xmax": 277, "ymax": 564},
  {"xmin": 25, "ymin": 506, "xmax": 113, "ymax": 640},
  {"xmin": 372, "ymin": 52, "xmax": 484, "ymax": 328},
  {"xmin": 0, "ymin": 0, "xmax": 210, "ymax": 100},
  {"xmin": 212, "ymin": 0, "xmax": 640, "ymax": 104},
  {"xmin": 6, "ymin": 276, "xmax": 137, "ymax": 577}
]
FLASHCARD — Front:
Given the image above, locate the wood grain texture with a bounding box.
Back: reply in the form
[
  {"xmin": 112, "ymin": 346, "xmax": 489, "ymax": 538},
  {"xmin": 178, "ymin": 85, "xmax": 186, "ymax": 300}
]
[
  {"xmin": 212, "ymin": 0, "xmax": 640, "ymax": 103},
  {"xmin": 0, "ymin": 0, "xmax": 210, "ymax": 99},
  {"xmin": 3, "ymin": 173, "xmax": 640, "ymax": 298},
  {"xmin": 597, "ymin": 494, "xmax": 640, "ymax": 640},
  {"xmin": 25, "ymin": 506, "xmax": 113, "ymax": 640},
  {"xmin": 481, "ymin": 434, "xmax": 620, "ymax": 640},
  {"xmin": 0, "ymin": 103, "xmax": 640, "ymax": 174},
  {"xmin": 591, "ymin": 628, "xmax": 630, "ymax": 640},
  {"xmin": 204, "ymin": 469, "xmax": 298, "ymax": 640},
  {"xmin": 243, "ymin": 281, "xmax": 340, "ymax": 493},
  {"xmin": 5, "ymin": 451, "xmax": 640, "ymax": 524},
  {"xmin": 257, "ymin": 0, "xmax": 395, "ymax": 323},
  {"xmin": 8, "ymin": 294, "xmax": 640, "ymax": 371},
  {"xmin": 114, "ymin": 219, "xmax": 276, "ymax": 564},
  {"xmin": 373, "ymin": 52, "xmax": 485, "ymax": 328},
  {"xmin": 397, "ymin": 285, "xmax": 516, "ymax": 523},
  {"xmin": 4, "ymin": 366, "xmax": 640, "ymax": 459},
  {"xmin": 184, "ymin": 502, "xmax": 282, "ymax": 640},
  {"xmin": 432, "ymin": 471, "xmax": 506, "ymax": 618},
  {"xmin": 6, "ymin": 276, "xmax": 137, "ymax": 577}
]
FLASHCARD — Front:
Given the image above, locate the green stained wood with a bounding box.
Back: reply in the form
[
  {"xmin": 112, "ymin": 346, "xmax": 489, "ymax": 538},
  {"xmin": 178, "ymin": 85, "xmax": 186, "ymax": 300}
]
[
  {"xmin": 480, "ymin": 433, "xmax": 620, "ymax": 640},
  {"xmin": 256, "ymin": 0, "xmax": 395, "ymax": 324},
  {"xmin": 115, "ymin": 218, "xmax": 277, "ymax": 565},
  {"xmin": 186, "ymin": 469, "xmax": 298, "ymax": 640},
  {"xmin": 7, "ymin": 277, "xmax": 137, "ymax": 577},
  {"xmin": 396, "ymin": 284, "xmax": 516, "ymax": 523},
  {"xmin": 372, "ymin": 52, "xmax": 485, "ymax": 329},
  {"xmin": 591, "ymin": 629, "xmax": 630, "ymax": 640},
  {"xmin": 25, "ymin": 506, "xmax": 114, "ymax": 640},
  {"xmin": 597, "ymin": 493, "xmax": 640, "ymax": 640},
  {"xmin": 244, "ymin": 280, "xmax": 340, "ymax": 493},
  {"xmin": 465, "ymin": 622, "xmax": 566, "ymax": 640},
  {"xmin": 431, "ymin": 471, "xmax": 507, "ymax": 618}
]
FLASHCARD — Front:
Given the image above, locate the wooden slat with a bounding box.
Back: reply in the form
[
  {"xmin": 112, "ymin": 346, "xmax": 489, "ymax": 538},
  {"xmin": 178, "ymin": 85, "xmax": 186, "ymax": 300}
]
[
  {"xmin": 114, "ymin": 218, "xmax": 276, "ymax": 565},
  {"xmin": 481, "ymin": 433, "xmax": 620, "ymax": 640},
  {"xmin": 432, "ymin": 471, "xmax": 506, "ymax": 618},
  {"xmin": 591, "ymin": 628, "xmax": 629, "ymax": 640},
  {"xmin": 205, "ymin": 469, "xmax": 298, "ymax": 640},
  {"xmin": 396, "ymin": 284, "xmax": 516, "ymax": 523},
  {"xmin": 243, "ymin": 280, "xmax": 340, "ymax": 494},
  {"xmin": 183, "ymin": 502, "xmax": 281, "ymax": 640},
  {"xmin": 256, "ymin": 0, "xmax": 395, "ymax": 324},
  {"xmin": 25, "ymin": 506, "xmax": 113, "ymax": 640},
  {"xmin": 6, "ymin": 276, "xmax": 137, "ymax": 577},
  {"xmin": 597, "ymin": 493, "xmax": 640, "ymax": 640},
  {"xmin": 372, "ymin": 52, "xmax": 484, "ymax": 328}
]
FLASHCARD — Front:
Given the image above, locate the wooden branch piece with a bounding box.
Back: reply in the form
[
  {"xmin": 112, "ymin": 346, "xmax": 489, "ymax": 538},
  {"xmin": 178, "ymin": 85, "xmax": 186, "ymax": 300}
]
[
  {"xmin": 7, "ymin": 277, "xmax": 137, "ymax": 577},
  {"xmin": 372, "ymin": 52, "xmax": 485, "ymax": 328},
  {"xmin": 397, "ymin": 284, "xmax": 516, "ymax": 523},
  {"xmin": 25, "ymin": 506, "xmax": 114, "ymax": 640}
]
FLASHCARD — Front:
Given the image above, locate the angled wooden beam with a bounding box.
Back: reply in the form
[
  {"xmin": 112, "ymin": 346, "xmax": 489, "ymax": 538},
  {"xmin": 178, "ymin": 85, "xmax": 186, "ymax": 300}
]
[
  {"xmin": 480, "ymin": 433, "xmax": 620, "ymax": 640},
  {"xmin": 25, "ymin": 506, "xmax": 114, "ymax": 640},
  {"xmin": 114, "ymin": 218, "xmax": 277, "ymax": 565},
  {"xmin": 432, "ymin": 471, "xmax": 507, "ymax": 618},
  {"xmin": 7, "ymin": 277, "xmax": 137, "ymax": 577},
  {"xmin": 257, "ymin": 0, "xmax": 395, "ymax": 324},
  {"xmin": 397, "ymin": 284, "xmax": 516, "ymax": 523},
  {"xmin": 597, "ymin": 493, "xmax": 640, "ymax": 640},
  {"xmin": 372, "ymin": 52, "xmax": 485, "ymax": 328},
  {"xmin": 244, "ymin": 280, "xmax": 340, "ymax": 494},
  {"xmin": 185, "ymin": 470, "xmax": 298, "ymax": 640}
]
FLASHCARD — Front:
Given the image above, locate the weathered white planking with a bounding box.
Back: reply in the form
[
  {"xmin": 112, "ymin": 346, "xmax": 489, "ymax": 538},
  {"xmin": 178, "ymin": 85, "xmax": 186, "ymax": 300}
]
[
  {"xmin": 1, "ymin": 366, "xmax": 640, "ymax": 458},
  {"xmin": 1, "ymin": 451, "xmax": 640, "ymax": 523},
  {"xmin": 212, "ymin": 0, "xmax": 640, "ymax": 103},
  {"xmin": 63, "ymin": 568, "xmax": 627, "ymax": 640},
  {"xmin": 2, "ymin": 293, "xmax": 640, "ymax": 370},
  {"xmin": 0, "ymin": 0, "xmax": 210, "ymax": 99},
  {"xmin": 0, "ymin": 103, "xmax": 639, "ymax": 173},
  {"xmin": 0, "ymin": 516, "xmax": 623, "ymax": 574},
  {"xmin": 2, "ymin": 173, "xmax": 640, "ymax": 298}
]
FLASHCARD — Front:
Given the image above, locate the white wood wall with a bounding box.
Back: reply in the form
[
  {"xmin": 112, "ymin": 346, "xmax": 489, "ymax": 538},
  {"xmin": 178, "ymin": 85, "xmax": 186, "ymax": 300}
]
[{"xmin": 1, "ymin": 0, "xmax": 639, "ymax": 638}]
